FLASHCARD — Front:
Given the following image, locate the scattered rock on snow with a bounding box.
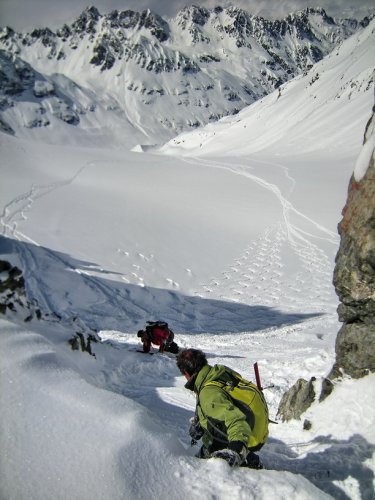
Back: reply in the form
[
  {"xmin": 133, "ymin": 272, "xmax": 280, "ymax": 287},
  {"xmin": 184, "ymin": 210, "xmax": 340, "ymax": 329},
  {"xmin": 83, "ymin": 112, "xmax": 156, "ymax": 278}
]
[
  {"xmin": 0, "ymin": 260, "xmax": 27, "ymax": 314},
  {"xmin": 276, "ymin": 377, "xmax": 316, "ymax": 421}
]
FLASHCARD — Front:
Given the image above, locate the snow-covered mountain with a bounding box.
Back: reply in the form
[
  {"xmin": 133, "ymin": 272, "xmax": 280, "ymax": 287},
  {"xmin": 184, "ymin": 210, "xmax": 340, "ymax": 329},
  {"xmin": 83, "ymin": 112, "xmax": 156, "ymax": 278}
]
[
  {"xmin": 160, "ymin": 15, "xmax": 375, "ymax": 158},
  {"xmin": 0, "ymin": 5, "xmax": 372, "ymax": 146},
  {"xmin": 1, "ymin": 7, "xmax": 375, "ymax": 500}
]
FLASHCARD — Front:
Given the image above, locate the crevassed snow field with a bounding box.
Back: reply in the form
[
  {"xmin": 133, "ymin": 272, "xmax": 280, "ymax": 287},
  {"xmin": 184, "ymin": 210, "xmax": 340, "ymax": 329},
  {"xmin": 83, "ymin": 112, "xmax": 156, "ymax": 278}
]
[{"xmin": 1, "ymin": 16, "xmax": 375, "ymax": 500}]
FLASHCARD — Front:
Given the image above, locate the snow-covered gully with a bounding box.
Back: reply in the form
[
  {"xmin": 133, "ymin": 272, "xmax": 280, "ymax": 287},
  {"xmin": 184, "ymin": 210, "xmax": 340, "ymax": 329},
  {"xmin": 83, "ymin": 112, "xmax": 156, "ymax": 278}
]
[{"xmin": 1, "ymin": 10, "xmax": 375, "ymax": 500}]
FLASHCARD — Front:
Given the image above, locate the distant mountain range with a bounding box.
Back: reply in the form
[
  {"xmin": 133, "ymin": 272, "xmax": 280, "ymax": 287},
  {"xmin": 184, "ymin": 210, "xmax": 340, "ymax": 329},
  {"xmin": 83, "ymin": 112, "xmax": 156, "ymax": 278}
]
[{"xmin": 0, "ymin": 5, "xmax": 373, "ymax": 145}]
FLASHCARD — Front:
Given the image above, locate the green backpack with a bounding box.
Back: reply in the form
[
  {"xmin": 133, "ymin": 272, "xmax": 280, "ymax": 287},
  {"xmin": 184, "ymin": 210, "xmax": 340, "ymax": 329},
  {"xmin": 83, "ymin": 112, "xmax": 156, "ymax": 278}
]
[{"xmin": 201, "ymin": 366, "xmax": 269, "ymax": 449}]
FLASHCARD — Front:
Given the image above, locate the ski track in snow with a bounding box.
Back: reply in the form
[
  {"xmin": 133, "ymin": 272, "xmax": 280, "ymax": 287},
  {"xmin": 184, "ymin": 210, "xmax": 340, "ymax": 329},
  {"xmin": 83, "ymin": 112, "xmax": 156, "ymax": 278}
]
[
  {"xmin": 0, "ymin": 152, "xmax": 338, "ymax": 333},
  {"xmin": 183, "ymin": 156, "xmax": 338, "ymax": 244},
  {"xmin": 184, "ymin": 156, "xmax": 337, "ymax": 314},
  {"xmin": 0, "ymin": 163, "xmax": 90, "ymax": 243},
  {"xmin": 17, "ymin": 241, "xmax": 151, "ymax": 325},
  {"xmin": 0, "ymin": 161, "xmax": 147, "ymax": 323}
]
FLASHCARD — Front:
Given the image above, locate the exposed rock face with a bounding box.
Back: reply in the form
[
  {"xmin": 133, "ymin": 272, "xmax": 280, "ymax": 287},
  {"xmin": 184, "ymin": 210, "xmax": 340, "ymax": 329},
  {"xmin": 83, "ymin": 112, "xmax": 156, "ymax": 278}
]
[
  {"xmin": 330, "ymin": 109, "xmax": 375, "ymax": 379},
  {"xmin": 277, "ymin": 377, "xmax": 316, "ymax": 421},
  {"xmin": 0, "ymin": 259, "xmax": 40, "ymax": 319},
  {"xmin": 0, "ymin": 257, "xmax": 100, "ymax": 355},
  {"xmin": 0, "ymin": 49, "xmax": 79, "ymax": 131},
  {"xmin": 277, "ymin": 375, "xmax": 334, "ymax": 421}
]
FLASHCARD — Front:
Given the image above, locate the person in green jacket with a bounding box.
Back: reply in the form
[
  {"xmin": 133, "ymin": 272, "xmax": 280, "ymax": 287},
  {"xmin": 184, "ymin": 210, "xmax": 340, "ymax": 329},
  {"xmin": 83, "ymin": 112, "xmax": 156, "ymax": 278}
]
[{"xmin": 176, "ymin": 348, "xmax": 267, "ymax": 469}]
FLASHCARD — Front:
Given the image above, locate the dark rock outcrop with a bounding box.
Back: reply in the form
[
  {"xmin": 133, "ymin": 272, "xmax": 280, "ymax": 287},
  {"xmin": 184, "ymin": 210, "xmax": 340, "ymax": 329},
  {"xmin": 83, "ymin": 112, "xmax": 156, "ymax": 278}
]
[
  {"xmin": 277, "ymin": 377, "xmax": 316, "ymax": 421},
  {"xmin": 0, "ymin": 258, "xmax": 99, "ymax": 354},
  {"xmin": 0, "ymin": 259, "xmax": 39, "ymax": 318},
  {"xmin": 330, "ymin": 109, "xmax": 375, "ymax": 379},
  {"xmin": 0, "ymin": 49, "xmax": 80, "ymax": 127}
]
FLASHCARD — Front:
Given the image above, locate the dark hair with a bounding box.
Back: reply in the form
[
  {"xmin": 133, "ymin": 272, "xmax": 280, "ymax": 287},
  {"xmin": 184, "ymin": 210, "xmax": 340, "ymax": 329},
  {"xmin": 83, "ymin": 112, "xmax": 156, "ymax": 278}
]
[
  {"xmin": 137, "ymin": 330, "xmax": 144, "ymax": 338},
  {"xmin": 176, "ymin": 349, "xmax": 208, "ymax": 376}
]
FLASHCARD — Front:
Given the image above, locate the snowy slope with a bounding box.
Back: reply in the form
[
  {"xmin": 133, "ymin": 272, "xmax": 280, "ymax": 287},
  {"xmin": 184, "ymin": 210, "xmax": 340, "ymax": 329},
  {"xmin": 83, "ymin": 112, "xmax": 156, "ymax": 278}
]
[
  {"xmin": 160, "ymin": 17, "xmax": 375, "ymax": 158},
  {"xmin": 1, "ymin": 13, "xmax": 375, "ymax": 500}
]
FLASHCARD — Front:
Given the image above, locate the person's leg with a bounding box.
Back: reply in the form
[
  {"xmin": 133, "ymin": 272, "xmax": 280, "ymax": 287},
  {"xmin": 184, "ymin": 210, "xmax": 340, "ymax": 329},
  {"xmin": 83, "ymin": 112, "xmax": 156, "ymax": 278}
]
[{"xmin": 143, "ymin": 339, "xmax": 151, "ymax": 353}]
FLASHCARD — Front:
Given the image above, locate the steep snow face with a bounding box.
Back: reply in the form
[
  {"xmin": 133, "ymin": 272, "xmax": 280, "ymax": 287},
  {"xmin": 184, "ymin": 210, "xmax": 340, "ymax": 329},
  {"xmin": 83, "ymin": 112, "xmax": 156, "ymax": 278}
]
[
  {"xmin": 0, "ymin": 6, "xmax": 372, "ymax": 145},
  {"xmin": 160, "ymin": 17, "xmax": 375, "ymax": 158}
]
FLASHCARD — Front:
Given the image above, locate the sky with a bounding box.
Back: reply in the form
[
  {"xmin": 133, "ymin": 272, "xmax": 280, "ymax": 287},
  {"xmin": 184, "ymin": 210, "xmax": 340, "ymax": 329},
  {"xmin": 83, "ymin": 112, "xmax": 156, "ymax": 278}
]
[{"xmin": 0, "ymin": 0, "xmax": 374, "ymax": 32}]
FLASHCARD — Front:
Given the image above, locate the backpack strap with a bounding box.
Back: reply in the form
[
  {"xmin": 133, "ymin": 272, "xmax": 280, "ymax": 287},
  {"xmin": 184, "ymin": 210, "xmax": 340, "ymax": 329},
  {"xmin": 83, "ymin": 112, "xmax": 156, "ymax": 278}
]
[{"xmin": 195, "ymin": 382, "xmax": 230, "ymax": 444}]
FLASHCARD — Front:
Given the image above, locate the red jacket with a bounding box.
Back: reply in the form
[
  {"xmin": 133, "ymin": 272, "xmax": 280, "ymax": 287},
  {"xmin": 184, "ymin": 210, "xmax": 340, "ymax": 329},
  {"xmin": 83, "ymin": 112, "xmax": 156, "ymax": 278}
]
[{"xmin": 142, "ymin": 326, "xmax": 174, "ymax": 352}]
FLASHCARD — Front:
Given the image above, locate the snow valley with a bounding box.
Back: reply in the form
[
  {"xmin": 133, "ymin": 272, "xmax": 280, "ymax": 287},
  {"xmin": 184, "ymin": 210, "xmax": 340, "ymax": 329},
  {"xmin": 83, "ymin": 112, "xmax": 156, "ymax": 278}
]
[{"xmin": 1, "ymin": 5, "xmax": 375, "ymax": 500}]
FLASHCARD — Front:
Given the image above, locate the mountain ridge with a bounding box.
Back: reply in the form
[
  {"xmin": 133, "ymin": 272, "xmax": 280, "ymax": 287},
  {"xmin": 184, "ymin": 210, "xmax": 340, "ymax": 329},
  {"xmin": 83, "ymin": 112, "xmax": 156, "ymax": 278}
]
[
  {"xmin": 159, "ymin": 16, "xmax": 375, "ymax": 158},
  {"xmin": 0, "ymin": 5, "xmax": 373, "ymax": 145}
]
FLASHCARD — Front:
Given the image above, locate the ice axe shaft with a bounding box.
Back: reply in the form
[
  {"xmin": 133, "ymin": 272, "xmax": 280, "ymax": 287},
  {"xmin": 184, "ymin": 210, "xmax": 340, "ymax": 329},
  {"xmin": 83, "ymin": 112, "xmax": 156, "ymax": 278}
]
[{"xmin": 253, "ymin": 362, "xmax": 263, "ymax": 390}]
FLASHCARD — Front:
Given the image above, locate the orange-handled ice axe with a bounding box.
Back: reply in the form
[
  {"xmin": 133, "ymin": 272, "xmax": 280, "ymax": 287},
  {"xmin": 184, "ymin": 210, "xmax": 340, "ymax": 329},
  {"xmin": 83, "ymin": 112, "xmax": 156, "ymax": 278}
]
[{"xmin": 253, "ymin": 362, "xmax": 263, "ymax": 390}]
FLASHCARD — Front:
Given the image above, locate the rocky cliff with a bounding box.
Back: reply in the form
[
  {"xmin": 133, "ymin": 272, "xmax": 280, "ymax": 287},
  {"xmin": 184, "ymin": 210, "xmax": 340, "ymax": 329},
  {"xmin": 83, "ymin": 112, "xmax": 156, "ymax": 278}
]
[{"xmin": 330, "ymin": 108, "xmax": 375, "ymax": 379}]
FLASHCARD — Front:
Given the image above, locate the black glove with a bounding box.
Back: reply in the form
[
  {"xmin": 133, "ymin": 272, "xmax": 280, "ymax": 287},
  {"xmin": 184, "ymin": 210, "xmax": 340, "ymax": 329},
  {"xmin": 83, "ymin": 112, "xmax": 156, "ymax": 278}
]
[
  {"xmin": 210, "ymin": 449, "xmax": 242, "ymax": 467},
  {"xmin": 211, "ymin": 441, "xmax": 247, "ymax": 467},
  {"xmin": 189, "ymin": 416, "xmax": 204, "ymax": 445}
]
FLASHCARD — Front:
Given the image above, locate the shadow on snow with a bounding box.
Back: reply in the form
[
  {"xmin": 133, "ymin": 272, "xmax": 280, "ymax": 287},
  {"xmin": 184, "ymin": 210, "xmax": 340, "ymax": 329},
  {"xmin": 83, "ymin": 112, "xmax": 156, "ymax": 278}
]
[
  {"xmin": 0, "ymin": 235, "xmax": 321, "ymax": 334},
  {"xmin": 265, "ymin": 434, "xmax": 375, "ymax": 500}
]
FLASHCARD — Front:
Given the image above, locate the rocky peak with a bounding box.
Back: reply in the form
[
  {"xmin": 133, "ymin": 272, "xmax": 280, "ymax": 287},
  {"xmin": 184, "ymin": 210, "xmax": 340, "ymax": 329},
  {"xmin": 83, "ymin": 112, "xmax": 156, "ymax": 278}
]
[
  {"xmin": 71, "ymin": 5, "xmax": 100, "ymax": 35},
  {"xmin": 306, "ymin": 7, "xmax": 335, "ymax": 24},
  {"xmin": 284, "ymin": 9, "xmax": 319, "ymax": 41},
  {"xmin": 137, "ymin": 9, "xmax": 170, "ymax": 42},
  {"xmin": 105, "ymin": 9, "xmax": 139, "ymax": 29},
  {"xmin": 29, "ymin": 27, "xmax": 56, "ymax": 47},
  {"xmin": 0, "ymin": 26, "xmax": 15, "ymax": 41},
  {"xmin": 224, "ymin": 7, "xmax": 255, "ymax": 45},
  {"xmin": 177, "ymin": 5, "xmax": 210, "ymax": 28},
  {"xmin": 175, "ymin": 6, "xmax": 211, "ymax": 44},
  {"xmin": 83, "ymin": 8, "xmax": 170, "ymax": 42},
  {"xmin": 2, "ymin": 5, "xmax": 366, "ymax": 72},
  {"xmin": 56, "ymin": 24, "xmax": 71, "ymax": 40}
]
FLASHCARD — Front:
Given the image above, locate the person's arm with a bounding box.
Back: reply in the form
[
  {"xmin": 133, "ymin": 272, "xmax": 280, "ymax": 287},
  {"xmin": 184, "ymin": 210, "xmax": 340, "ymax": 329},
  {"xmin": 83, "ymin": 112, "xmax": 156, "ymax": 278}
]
[{"xmin": 199, "ymin": 386, "xmax": 251, "ymax": 464}]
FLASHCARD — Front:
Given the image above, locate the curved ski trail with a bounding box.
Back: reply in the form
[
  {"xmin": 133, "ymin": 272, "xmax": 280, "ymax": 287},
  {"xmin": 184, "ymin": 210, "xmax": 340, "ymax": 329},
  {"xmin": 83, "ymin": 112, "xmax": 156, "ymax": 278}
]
[
  {"xmin": 0, "ymin": 164, "xmax": 89, "ymax": 242},
  {"xmin": 184, "ymin": 157, "xmax": 338, "ymax": 315}
]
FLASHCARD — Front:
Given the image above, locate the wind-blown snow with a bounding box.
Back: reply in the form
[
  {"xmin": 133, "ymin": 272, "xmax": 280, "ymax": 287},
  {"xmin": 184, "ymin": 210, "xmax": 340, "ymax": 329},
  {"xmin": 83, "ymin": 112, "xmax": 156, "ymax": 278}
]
[{"xmin": 1, "ymin": 15, "xmax": 375, "ymax": 500}]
